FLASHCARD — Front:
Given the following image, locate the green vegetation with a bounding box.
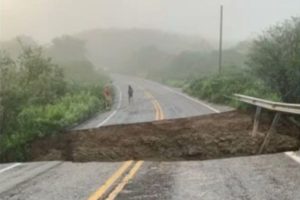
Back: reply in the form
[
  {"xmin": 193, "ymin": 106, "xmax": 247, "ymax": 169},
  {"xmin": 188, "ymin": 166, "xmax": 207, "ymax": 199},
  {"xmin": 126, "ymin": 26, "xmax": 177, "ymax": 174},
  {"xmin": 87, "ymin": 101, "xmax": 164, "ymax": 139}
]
[
  {"xmin": 122, "ymin": 45, "xmax": 247, "ymax": 84},
  {"xmin": 1, "ymin": 92, "xmax": 102, "ymax": 161},
  {"xmin": 185, "ymin": 68, "xmax": 280, "ymax": 107},
  {"xmin": 0, "ymin": 37, "xmax": 109, "ymax": 161},
  {"xmin": 185, "ymin": 17, "xmax": 300, "ymax": 106},
  {"xmin": 248, "ymin": 17, "xmax": 300, "ymax": 103}
]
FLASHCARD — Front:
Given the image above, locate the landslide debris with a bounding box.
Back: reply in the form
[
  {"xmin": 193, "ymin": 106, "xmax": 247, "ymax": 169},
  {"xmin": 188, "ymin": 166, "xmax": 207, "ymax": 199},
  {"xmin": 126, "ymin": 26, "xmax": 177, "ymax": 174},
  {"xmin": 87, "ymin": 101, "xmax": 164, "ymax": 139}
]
[{"xmin": 29, "ymin": 111, "xmax": 300, "ymax": 162}]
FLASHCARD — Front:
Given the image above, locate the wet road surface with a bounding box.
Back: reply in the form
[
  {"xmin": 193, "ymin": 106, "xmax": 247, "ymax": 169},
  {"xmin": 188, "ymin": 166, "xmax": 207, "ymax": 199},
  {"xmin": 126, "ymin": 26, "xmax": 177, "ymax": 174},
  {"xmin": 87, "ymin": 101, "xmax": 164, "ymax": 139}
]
[
  {"xmin": 75, "ymin": 74, "xmax": 230, "ymax": 129},
  {"xmin": 1, "ymin": 74, "xmax": 299, "ymax": 200},
  {"xmin": 116, "ymin": 152, "xmax": 300, "ymax": 200},
  {"xmin": 0, "ymin": 162, "xmax": 122, "ymax": 200}
]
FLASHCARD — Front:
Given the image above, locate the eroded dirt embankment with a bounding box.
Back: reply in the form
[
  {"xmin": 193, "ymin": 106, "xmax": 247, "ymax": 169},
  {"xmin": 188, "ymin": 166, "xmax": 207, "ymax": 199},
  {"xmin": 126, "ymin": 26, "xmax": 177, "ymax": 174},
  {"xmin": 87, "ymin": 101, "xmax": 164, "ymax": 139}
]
[{"xmin": 30, "ymin": 111, "xmax": 300, "ymax": 162}]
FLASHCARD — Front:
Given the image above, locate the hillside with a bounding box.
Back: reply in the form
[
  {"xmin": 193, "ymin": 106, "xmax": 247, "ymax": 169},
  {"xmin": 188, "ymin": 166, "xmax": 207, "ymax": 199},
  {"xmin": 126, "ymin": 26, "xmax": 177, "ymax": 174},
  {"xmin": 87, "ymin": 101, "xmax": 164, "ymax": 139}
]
[{"xmin": 75, "ymin": 28, "xmax": 212, "ymax": 71}]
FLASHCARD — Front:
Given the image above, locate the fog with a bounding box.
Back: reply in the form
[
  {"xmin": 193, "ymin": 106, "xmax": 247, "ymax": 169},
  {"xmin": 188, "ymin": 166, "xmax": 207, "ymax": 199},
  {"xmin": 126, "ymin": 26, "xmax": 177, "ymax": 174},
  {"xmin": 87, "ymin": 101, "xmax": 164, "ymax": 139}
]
[
  {"xmin": 1, "ymin": 0, "xmax": 300, "ymax": 168},
  {"xmin": 1, "ymin": 0, "xmax": 300, "ymax": 45}
]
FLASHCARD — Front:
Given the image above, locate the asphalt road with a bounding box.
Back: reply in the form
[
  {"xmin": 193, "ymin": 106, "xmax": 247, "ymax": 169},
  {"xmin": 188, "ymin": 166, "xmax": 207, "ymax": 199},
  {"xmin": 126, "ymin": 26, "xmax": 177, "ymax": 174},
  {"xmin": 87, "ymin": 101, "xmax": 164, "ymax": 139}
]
[
  {"xmin": 1, "ymin": 74, "xmax": 299, "ymax": 200},
  {"xmin": 76, "ymin": 74, "xmax": 230, "ymax": 129}
]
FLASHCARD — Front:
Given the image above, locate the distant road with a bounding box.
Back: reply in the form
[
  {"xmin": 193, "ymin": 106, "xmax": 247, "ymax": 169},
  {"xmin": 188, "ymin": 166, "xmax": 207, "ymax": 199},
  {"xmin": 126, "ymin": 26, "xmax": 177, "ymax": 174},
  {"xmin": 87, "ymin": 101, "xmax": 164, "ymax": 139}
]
[
  {"xmin": 1, "ymin": 74, "xmax": 300, "ymax": 200},
  {"xmin": 76, "ymin": 74, "xmax": 230, "ymax": 129}
]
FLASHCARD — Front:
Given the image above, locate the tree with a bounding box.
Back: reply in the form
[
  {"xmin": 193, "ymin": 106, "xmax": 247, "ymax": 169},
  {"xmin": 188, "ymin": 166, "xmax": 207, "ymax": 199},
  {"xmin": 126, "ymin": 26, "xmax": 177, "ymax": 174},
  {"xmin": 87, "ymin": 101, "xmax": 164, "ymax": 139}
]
[
  {"xmin": 19, "ymin": 47, "xmax": 66, "ymax": 105},
  {"xmin": 248, "ymin": 17, "xmax": 300, "ymax": 102},
  {"xmin": 0, "ymin": 52, "xmax": 19, "ymax": 134},
  {"xmin": 0, "ymin": 47, "xmax": 66, "ymax": 136}
]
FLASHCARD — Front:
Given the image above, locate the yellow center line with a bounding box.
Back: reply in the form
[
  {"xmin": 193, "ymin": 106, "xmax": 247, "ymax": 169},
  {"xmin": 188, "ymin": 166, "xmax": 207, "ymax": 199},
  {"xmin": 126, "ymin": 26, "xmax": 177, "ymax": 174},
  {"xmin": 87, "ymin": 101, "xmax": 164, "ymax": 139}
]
[
  {"xmin": 153, "ymin": 100, "xmax": 160, "ymax": 120},
  {"xmin": 88, "ymin": 91, "xmax": 164, "ymax": 200},
  {"xmin": 144, "ymin": 91, "xmax": 164, "ymax": 120},
  {"xmin": 105, "ymin": 161, "xmax": 144, "ymax": 200},
  {"xmin": 153, "ymin": 99, "xmax": 164, "ymax": 120},
  {"xmin": 103, "ymin": 91, "xmax": 164, "ymax": 200},
  {"xmin": 87, "ymin": 161, "xmax": 133, "ymax": 200}
]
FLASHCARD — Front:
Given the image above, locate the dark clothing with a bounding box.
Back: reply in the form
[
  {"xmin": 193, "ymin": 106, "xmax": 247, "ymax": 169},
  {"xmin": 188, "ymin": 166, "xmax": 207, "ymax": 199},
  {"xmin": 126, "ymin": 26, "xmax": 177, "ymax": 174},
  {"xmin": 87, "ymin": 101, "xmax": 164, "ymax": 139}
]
[
  {"xmin": 128, "ymin": 85, "xmax": 133, "ymax": 104},
  {"xmin": 128, "ymin": 86, "xmax": 133, "ymax": 97}
]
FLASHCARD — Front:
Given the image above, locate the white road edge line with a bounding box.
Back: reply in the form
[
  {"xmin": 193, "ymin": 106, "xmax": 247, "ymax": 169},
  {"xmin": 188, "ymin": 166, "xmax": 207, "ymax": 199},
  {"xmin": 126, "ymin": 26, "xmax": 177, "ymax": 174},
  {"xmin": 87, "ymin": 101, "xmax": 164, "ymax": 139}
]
[
  {"xmin": 0, "ymin": 163, "xmax": 21, "ymax": 174},
  {"xmin": 96, "ymin": 85, "xmax": 122, "ymax": 127},
  {"xmin": 161, "ymin": 85, "xmax": 220, "ymax": 113},
  {"xmin": 285, "ymin": 151, "xmax": 300, "ymax": 164}
]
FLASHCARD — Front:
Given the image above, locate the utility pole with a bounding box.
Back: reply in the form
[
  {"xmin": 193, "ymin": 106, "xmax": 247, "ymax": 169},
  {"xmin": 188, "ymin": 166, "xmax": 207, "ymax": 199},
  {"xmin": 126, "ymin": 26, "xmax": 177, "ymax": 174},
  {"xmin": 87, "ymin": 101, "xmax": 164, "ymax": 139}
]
[{"xmin": 218, "ymin": 5, "xmax": 223, "ymax": 74}]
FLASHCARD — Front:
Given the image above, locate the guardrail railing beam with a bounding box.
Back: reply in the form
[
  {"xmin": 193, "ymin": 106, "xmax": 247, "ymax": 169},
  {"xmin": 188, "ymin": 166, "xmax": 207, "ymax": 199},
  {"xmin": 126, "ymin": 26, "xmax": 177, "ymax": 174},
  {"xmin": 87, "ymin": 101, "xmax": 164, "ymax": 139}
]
[{"xmin": 234, "ymin": 94, "xmax": 300, "ymax": 154}]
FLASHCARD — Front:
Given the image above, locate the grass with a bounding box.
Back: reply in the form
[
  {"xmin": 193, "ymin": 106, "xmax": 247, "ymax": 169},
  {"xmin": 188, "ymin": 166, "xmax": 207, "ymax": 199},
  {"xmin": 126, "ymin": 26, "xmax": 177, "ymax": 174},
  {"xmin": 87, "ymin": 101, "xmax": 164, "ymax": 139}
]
[{"xmin": 0, "ymin": 88, "xmax": 106, "ymax": 162}]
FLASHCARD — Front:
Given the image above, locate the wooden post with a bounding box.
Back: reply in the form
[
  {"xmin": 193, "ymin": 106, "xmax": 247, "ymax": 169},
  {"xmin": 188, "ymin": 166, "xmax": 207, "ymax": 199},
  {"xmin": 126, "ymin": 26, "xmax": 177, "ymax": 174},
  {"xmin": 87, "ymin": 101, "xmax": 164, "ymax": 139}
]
[
  {"xmin": 258, "ymin": 112, "xmax": 281, "ymax": 154},
  {"xmin": 252, "ymin": 106, "xmax": 262, "ymax": 137}
]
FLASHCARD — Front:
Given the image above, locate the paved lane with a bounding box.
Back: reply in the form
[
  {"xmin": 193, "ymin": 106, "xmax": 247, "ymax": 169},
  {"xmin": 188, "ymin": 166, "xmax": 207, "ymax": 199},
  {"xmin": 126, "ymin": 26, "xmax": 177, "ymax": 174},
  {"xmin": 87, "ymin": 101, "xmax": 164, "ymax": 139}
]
[
  {"xmin": 75, "ymin": 75, "xmax": 158, "ymax": 129},
  {"xmin": 0, "ymin": 162, "xmax": 61, "ymax": 195},
  {"xmin": 76, "ymin": 74, "xmax": 231, "ymax": 130},
  {"xmin": 0, "ymin": 162, "xmax": 125, "ymax": 200},
  {"xmin": 116, "ymin": 152, "xmax": 300, "ymax": 200}
]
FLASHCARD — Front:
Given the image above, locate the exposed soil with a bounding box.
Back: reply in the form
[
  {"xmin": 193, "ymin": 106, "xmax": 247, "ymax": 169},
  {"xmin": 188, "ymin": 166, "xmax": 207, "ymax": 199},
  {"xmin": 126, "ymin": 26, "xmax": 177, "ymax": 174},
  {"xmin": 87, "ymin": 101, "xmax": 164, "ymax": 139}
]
[{"xmin": 29, "ymin": 111, "xmax": 300, "ymax": 162}]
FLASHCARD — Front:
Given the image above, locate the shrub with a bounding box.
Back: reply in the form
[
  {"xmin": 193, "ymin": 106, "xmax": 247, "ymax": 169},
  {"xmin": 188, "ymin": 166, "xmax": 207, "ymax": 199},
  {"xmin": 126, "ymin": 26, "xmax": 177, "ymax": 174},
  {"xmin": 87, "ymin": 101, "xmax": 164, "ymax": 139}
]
[
  {"xmin": 185, "ymin": 68, "xmax": 280, "ymax": 107},
  {"xmin": 0, "ymin": 41, "xmax": 110, "ymax": 162},
  {"xmin": 0, "ymin": 91, "xmax": 104, "ymax": 161}
]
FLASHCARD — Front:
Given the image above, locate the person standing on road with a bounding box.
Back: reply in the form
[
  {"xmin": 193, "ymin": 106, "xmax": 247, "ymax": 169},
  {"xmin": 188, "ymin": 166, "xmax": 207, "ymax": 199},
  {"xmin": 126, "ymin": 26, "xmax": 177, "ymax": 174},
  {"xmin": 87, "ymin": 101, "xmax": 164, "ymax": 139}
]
[
  {"xmin": 103, "ymin": 84, "xmax": 112, "ymax": 109},
  {"xmin": 128, "ymin": 85, "xmax": 133, "ymax": 104}
]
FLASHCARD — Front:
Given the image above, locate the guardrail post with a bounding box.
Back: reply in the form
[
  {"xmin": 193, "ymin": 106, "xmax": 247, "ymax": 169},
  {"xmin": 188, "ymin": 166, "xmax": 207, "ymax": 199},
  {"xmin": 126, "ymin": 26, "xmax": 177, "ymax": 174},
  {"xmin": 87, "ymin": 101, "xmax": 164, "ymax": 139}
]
[
  {"xmin": 252, "ymin": 106, "xmax": 262, "ymax": 137},
  {"xmin": 258, "ymin": 112, "xmax": 281, "ymax": 154}
]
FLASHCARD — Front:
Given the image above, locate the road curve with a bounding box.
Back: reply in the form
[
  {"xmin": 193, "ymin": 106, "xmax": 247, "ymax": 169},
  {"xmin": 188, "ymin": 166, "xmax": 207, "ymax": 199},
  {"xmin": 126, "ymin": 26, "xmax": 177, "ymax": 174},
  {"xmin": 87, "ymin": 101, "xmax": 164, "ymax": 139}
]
[
  {"xmin": 76, "ymin": 74, "xmax": 230, "ymax": 130},
  {"xmin": 1, "ymin": 74, "xmax": 300, "ymax": 200}
]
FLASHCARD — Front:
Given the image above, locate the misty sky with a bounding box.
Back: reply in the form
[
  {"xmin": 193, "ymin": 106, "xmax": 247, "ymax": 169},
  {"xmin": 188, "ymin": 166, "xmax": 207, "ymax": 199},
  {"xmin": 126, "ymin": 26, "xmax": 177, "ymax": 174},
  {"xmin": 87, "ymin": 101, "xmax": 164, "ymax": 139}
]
[{"xmin": 1, "ymin": 0, "xmax": 300, "ymax": 44}]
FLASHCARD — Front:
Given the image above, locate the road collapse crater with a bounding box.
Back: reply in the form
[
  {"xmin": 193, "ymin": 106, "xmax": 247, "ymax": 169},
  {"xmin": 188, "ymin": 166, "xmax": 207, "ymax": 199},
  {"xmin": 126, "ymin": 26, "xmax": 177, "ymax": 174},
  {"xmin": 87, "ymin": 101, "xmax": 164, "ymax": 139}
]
[{"xmin": 29, "ymin": 111, "xmax": 300, "ymax": 162}]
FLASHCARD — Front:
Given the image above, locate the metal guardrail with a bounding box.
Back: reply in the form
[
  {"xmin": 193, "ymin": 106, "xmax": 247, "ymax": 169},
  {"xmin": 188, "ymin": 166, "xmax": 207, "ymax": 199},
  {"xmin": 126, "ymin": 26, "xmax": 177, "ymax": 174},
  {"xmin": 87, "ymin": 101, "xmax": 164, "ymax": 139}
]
[
  {"xmin": 234, "ymin": 94, "xmax": 300, "ymax": 154},
  {"xmin": 234, "ymin": 94, "xmax": 300, "ymax": 114}
]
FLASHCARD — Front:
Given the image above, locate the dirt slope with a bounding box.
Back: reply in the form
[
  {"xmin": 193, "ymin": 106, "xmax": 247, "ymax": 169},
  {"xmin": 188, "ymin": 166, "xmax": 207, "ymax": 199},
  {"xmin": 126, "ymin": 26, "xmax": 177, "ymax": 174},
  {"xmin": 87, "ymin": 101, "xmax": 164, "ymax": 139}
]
[{"xmin": 30, "ymin": 111, "xmax": 300, "ymax": 162}]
